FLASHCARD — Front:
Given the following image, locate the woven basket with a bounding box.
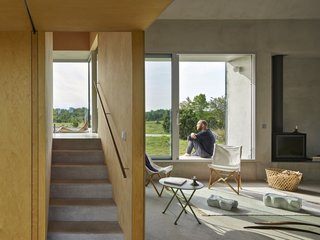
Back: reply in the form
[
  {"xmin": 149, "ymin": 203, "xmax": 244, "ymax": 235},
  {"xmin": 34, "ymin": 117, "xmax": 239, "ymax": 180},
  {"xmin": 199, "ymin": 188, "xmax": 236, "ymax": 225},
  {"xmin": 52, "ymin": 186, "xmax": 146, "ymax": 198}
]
[{"xmin": 265, "ymin": 168, "xmax": 303, "ymax": 191}]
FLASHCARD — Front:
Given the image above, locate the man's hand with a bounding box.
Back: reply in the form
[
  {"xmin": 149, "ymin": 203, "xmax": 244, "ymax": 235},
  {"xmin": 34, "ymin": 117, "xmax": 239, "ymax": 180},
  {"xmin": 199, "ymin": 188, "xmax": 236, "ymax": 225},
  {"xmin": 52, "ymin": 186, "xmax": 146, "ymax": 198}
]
[{"xmin": 191, "ymin": 133, "xmax": 197, "ymax": 139}]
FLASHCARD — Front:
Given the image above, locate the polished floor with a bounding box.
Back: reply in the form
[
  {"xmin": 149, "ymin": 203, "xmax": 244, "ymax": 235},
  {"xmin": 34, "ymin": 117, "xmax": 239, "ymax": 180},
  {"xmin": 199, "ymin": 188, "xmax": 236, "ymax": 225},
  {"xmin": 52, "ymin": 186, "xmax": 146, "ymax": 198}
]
[{"xmin": 146, "ymin": 182, "xmax": 320, "ymax": 240}]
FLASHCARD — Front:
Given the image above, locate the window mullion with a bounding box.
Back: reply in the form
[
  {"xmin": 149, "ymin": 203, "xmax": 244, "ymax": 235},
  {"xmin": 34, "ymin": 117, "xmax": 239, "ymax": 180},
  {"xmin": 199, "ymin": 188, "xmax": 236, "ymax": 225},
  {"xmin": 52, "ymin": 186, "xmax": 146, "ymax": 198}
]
[{"xmin": 171, "ymin": 53, "xmax": 180, "ymax": 160}]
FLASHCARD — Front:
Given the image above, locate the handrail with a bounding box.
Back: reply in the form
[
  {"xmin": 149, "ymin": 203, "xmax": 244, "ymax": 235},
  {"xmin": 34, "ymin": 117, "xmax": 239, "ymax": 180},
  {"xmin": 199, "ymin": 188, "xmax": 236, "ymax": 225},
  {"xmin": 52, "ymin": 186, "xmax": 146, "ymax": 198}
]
[{"xmin": 93, "ymin": 81, "xmax": 127, "ymax": 178}]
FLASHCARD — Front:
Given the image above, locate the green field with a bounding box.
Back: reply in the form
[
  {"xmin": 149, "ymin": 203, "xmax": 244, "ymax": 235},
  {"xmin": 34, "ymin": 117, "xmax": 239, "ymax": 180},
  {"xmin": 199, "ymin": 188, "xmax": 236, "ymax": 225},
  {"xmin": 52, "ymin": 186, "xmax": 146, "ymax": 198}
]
[
  {"xmin": 145, "ymin": 121, "xmax": 224, "ymax": 158},
  {"xmin": 146, "ymin": 135, "xmax": 188, "ymax": 157},
  {"xmin": 145, "ymin": 121, "xmax": 166, "ymax": 134}
]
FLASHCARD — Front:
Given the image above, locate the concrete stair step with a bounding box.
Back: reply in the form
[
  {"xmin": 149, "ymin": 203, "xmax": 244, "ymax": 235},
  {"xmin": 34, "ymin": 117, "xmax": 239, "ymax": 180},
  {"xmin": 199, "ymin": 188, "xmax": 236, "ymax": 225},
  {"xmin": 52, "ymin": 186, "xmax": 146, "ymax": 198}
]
[
  {"xmin": 49, "ymin": 198, "xmax": 118, "ymax": 221},
  {"xmin": 53, "ymin": 138, "xmax": 102, "ymax": 150},
  {"xmin": 47, "ymin": 221, "xmax": 124, "ymax": 240},
  {"xmin": 52, "ymin": 150, "xmax": 104, "ymax": 164},
  {"xmin": 50, "ymin": 179, "xmax": 112, "ymax": 199},
  {"xmin": 51, "ymin": 164, "xmax": 108, "ymax": 180}
]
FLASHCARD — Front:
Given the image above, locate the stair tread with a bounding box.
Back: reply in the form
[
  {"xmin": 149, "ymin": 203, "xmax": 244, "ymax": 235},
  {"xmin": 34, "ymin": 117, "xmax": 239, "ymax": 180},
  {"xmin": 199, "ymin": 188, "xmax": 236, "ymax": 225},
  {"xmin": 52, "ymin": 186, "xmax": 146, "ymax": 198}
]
[
  {"xmin": 52, "ymin": 179, "xmax": 110, "ymax": 184},
  {"xmin": 50, "ymin": 198, "xmax": 115, "ymax": 206},
  {"xmin": 48, "ymin": 221, "xmax": 123, "ymax": 234},
  {"xmin": 53, "ymin": 149, "xmax": 103, "ymax": 152},
  {"xmin": 52, "ymin": 163, "xmax": 106, "ymax": 166}
]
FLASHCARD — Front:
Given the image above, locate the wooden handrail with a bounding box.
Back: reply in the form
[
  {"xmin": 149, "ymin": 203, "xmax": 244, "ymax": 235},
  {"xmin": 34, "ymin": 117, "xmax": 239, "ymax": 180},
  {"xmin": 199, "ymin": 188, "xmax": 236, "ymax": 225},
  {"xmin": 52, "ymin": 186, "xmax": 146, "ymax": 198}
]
[{"xmin": 93, "ymin": 81, "xmax": 127, "ymax": 178}]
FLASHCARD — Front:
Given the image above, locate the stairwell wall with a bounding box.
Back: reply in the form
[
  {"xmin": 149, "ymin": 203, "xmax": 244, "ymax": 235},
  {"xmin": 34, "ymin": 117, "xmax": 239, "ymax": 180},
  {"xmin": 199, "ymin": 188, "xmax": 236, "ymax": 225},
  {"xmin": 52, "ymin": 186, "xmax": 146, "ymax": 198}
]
[
  {"xmin": 97, "ymin": 32, "xmax": 145, "ymax": 240},
  {"xmin": 0, "ymin": 31, "xmax": 52, "ymax": 240},
  {"xmin": 0, "ymin": 31, "xmax": 33, "ymax": 240}
]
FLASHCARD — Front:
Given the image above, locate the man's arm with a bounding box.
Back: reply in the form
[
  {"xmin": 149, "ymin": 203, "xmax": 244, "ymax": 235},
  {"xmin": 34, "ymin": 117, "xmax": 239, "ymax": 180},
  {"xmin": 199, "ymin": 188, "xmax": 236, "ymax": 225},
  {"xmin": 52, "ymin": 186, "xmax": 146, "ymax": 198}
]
[{"xmin": 191, "ymin": 133, "xmax": 197, "ymax": 139}]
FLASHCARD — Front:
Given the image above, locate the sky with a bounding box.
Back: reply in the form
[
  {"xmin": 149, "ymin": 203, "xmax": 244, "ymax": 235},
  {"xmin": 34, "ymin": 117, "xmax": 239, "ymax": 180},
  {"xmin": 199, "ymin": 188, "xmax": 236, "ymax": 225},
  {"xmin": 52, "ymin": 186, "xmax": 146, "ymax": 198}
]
[
  {"xmin": 53, "ymin": 61, "xmax": 226, "ymax": 111},
  {"xmin": 53, "ymin": 62, "xmax": 88, "ymax": 109},
  {"xmin": 145, "ymin": 61, "xmax": 225, "ymax": 111}
]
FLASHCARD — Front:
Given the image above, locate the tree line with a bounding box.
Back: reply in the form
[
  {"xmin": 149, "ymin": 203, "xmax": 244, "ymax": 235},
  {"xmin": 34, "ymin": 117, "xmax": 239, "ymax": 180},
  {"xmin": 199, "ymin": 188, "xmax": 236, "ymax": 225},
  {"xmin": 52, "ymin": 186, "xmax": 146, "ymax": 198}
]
[
  {"xmin": 53, "ymin": 107, "xmax": 88, "ymax": 127},
  {"xmin": 146, "ymin": 94, "xmax": 226, "ymax": 139}
]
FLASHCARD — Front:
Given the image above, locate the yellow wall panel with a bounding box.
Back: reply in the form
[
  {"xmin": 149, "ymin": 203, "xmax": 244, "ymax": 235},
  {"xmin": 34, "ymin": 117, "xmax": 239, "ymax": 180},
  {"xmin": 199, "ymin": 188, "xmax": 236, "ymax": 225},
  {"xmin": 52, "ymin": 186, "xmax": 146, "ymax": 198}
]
[
  {"xmin": 97, "ymin": 31, "xmax": 145, "ymax": 240},
  {"xmin": 0, "ymin": 32, "xmax": 32, "ymax": 240}
]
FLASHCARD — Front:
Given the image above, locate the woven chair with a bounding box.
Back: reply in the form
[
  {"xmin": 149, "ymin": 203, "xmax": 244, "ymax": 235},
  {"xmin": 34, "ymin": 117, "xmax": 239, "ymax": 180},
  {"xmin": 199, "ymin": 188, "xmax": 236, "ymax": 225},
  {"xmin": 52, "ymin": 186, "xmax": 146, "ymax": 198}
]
[
  {"xmin": 145, "ymin": 154, "xmax": 173, "ymax": 197},
  {"xmin": 208, "ymin": 144, "xmax": 242, "ymax": 194}
]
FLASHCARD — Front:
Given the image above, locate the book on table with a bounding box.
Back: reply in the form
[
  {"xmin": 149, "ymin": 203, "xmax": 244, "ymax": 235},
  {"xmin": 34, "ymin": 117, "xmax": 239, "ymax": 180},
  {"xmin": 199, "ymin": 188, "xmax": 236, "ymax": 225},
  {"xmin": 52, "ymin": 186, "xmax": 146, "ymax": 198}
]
[{"xmin": 164, "ymin": 177, "xmax": 187, "ymax": 186}]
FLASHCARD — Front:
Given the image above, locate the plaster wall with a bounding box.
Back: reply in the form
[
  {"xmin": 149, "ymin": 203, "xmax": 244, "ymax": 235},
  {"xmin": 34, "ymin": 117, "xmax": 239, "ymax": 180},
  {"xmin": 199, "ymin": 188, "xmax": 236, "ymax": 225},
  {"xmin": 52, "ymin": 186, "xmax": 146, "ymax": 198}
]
[
  {"xmin": 146, "ymin": 20, "xmax": 320, "ymax": 180},
  {"xmin": 283, "ymin": 57, "xmax": 320, "ymax": 157},
  {"xmin": 226, "ymin": 56, "xmax": 254, "ymax": 159}
]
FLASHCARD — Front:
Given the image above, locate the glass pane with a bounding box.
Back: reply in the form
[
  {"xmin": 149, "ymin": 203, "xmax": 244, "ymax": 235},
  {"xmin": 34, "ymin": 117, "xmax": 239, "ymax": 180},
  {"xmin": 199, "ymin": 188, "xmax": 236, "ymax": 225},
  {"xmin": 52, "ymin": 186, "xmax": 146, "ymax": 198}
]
[
  {"xmin": 145, "ymin": 56, "xmax": 172, "ymax": 159},
  {"xmin": 53, "ymin": 62, "xmax": 89, "ymax": 133},
  {"xmin": 179, "ymin": 60, "xmax": 226, "ymax": 157}
]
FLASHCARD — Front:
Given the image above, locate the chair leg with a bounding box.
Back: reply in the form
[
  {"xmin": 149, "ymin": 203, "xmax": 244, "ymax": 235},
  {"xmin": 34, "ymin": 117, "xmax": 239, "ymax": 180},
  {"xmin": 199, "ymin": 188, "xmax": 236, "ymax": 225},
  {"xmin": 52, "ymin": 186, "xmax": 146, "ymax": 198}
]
[
  {"xmin": 150, "ymin": 178, "xmax": 161, "ymax": 197},
  {"xmin": 211, "ymin": 170, "xmax": 240, "ymax": 195},
  {"xmin": 146, "ymin": 173, "xmax": 162, "ymax": 197},
  {"xmin": 236, "ymin": 173, "xmax": 240, "ymax": 194},
  {"xmin": 239, "ymin": 173, "xmax": 242, "ymax": 190},
  {"xmin": 145, "ymin": 175, "xmax": 151, "ymax": 187},
  {"xmin": 208, "ymin": 169, "xmax": 213, "ymax": 189}
]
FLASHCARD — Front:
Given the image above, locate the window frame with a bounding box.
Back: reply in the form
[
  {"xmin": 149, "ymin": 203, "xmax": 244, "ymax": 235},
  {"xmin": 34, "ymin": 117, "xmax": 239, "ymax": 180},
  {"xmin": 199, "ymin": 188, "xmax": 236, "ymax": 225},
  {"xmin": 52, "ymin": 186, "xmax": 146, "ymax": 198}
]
[{"xmin": 145, "ymin": 53, "xmax": 256, "ymax": 161}]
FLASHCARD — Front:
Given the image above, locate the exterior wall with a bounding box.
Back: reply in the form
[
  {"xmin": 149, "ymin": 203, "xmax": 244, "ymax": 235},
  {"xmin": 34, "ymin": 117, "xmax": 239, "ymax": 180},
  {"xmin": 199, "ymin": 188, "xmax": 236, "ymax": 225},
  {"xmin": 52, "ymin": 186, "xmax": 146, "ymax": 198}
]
[
  {"xmin": 97, "ymin": 32, "xmax": 144, "ymax": 240},
  {"xmin": 226, "ymin": 56, "xmax": 254, "ymax": 159},
  {"xmin": 283, "ymin": 57, "xmax": 320, "ymax": 157},
  {"xmin": 146, "ymin": 20, "xmax": 320, "ymax": 181}
]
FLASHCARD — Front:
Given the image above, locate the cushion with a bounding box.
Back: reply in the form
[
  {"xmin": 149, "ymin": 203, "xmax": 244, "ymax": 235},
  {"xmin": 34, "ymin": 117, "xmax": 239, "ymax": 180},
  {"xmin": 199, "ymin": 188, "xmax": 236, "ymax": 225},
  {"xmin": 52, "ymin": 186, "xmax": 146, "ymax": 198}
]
[
  {"xmin": 263, "ymin": 193, "xmax": 302, "ymax": 212},
  {"xmin": 207, "ymin": 194, "xmax": 238, "ymax": 211}
]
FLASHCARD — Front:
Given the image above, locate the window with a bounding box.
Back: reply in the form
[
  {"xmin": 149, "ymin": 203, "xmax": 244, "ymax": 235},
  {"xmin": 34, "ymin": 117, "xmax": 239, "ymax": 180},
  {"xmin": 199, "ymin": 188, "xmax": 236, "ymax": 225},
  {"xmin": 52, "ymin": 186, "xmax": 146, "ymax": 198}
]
[
  {"xmin": 145, "ymin": 54, "xmax": 255, "ymax": 160},
  {"xmin": 179, "ymin": 59, "xmax": 226, "ymax": 156},
  {"xmin": 145, "ymin": 55, "xmax": 172, "ymax": 159},
  {"xmin": 53, "ymin": 62, "xmax": 89, "ymax": 132}
]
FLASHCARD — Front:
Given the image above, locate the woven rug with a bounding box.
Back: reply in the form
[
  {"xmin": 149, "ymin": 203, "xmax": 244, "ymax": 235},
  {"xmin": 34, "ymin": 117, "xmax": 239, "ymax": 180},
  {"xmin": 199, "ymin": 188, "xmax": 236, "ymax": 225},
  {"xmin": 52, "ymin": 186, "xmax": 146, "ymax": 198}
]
[{"xmin": 175, "ymin": 186, "xmax": 320, "ymax": 217}]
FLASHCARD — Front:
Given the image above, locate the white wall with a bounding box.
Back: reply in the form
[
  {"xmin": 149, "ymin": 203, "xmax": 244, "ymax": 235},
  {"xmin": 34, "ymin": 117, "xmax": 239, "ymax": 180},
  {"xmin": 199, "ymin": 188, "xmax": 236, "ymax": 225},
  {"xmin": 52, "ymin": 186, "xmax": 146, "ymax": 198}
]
[
  {"xmin": 283, "ymin": 57, "xmax": 320, "ymax": 157},
  {"xmin": 226, "ymin": 56, "xmax": 254, "ymax": 159},
  {"xmin": 146, "ymin": 20, "xmax": 320, "ymax": 180}
]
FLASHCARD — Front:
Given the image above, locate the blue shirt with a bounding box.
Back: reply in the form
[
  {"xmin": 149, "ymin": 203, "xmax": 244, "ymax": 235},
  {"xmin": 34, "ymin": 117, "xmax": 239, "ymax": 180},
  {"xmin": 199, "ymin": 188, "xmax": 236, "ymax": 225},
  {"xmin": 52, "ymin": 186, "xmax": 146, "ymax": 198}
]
[{"xmin": 196, "ymin": 129, "xmax": 215, "ymax": 156}]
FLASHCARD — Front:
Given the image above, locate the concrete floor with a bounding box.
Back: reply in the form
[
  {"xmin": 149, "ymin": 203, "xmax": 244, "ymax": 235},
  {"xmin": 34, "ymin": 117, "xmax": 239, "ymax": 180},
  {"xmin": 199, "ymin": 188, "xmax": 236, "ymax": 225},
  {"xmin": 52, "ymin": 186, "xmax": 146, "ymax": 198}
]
[{"xmin": 146, "ymin": 182, "xmax": 320, "ymax": 240}]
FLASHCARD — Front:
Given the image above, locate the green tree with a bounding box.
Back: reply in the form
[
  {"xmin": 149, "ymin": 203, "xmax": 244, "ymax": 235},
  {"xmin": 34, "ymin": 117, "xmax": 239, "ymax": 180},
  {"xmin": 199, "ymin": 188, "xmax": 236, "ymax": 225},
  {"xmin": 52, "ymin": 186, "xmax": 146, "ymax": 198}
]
[
  {"xmin": 191, "ymin": 94, "xmax": 208, "ymax": 116},
  {"xmin": 179, "ymin": 107, "xmax": 198, "ymax": 139},
  {"xmin": 162, "ymin": 111, "xmax": 170, "ymax": 133},
  {"xmin": 178, "ymin": 94, "xmax": 226, "ymax": 139},
  {"xmin": 208, "ymin": 96, "xmax": 226, "ymax": 129}
]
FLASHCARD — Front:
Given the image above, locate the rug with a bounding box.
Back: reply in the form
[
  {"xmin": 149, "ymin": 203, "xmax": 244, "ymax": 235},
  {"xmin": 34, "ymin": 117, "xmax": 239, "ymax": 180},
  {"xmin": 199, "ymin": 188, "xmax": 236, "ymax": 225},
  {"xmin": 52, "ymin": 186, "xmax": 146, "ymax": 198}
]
[{"xmin": 178, "ymin": 186, "xmax": 320, "ymax": 217}]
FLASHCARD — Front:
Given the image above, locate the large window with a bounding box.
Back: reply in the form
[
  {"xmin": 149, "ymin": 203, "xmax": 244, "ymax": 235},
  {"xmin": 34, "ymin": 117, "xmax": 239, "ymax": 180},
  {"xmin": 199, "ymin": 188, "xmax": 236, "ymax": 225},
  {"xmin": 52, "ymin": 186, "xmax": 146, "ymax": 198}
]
[
  {"xmin": 145, "ymin": 55, "xmax": 172, "ymax": 159},
  {"xmin": 145, "ymin": 54, "xmax": 255, "ymax": 160},
  {"xmin": 53, "ymin": 62, "xmax": 89, "ymax": 132},
  {"xmin": 179, "ymin": 59, "xmax": 226, "ymax": 156}
]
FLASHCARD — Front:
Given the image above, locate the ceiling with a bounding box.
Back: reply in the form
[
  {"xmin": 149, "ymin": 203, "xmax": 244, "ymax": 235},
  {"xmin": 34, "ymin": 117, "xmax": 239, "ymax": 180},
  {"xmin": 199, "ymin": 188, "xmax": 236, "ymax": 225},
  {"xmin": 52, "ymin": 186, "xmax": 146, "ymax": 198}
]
[
  {"xmin": 159, "ymin": 0, "xmax": 320, "ymax": 20},
  {"xmin": 0, "ymin": 0, "xmax": 172, "ymax": 31}
]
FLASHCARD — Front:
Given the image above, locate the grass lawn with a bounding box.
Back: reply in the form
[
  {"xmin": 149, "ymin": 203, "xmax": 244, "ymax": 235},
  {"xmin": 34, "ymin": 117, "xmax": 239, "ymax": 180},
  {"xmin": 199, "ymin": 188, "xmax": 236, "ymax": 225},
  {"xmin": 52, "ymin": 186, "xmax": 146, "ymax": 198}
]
[
  {"xmin": 145, "ymin": 121, "xmax": 166, "ymax": 134},
  {"xmin": 146, "ymin": 135, "xmax": 188, "ymax": 157},
  {"xmin": 145, "ymin": 120, "xmax": 225, "ymax": 158}
]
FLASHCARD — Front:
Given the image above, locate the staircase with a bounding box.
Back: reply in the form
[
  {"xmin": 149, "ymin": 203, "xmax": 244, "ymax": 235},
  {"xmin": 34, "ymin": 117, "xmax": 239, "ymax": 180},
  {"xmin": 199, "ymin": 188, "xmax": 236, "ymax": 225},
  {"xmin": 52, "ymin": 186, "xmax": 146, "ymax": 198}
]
[{"xmin": 47, "ymin": 138, "xmax": 124, "ymax": 240}]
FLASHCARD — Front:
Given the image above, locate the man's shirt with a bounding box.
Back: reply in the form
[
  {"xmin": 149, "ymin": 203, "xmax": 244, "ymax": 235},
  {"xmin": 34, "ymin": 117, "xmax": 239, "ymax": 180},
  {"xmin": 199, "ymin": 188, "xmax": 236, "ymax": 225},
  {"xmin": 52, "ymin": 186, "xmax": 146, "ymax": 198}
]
[{"xmin": 196, "ymin": 129, "xmax": 216, "ymax": 156}]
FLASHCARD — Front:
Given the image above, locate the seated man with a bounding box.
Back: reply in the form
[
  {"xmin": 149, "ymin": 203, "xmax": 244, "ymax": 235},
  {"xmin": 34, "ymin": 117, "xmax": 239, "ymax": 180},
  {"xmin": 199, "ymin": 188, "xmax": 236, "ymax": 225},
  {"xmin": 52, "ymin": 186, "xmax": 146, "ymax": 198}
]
[{"xmin": 184, "ymin": 120, "xmax": 215, "ymax": 158}]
